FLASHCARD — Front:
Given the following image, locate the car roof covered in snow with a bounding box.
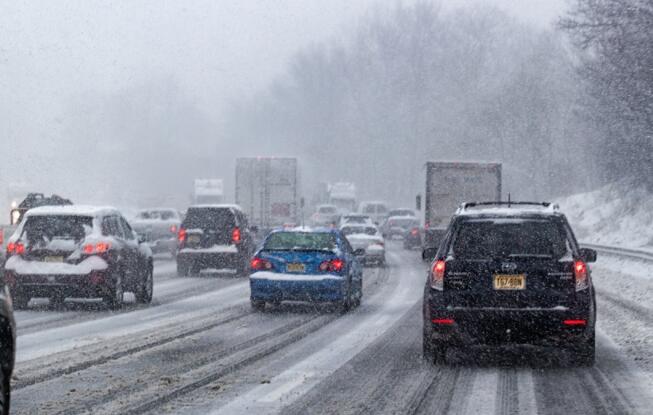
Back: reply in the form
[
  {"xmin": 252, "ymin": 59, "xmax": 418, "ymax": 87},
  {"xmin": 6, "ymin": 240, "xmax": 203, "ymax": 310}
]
[
  {"xmin": 188, "ymin": 204, "xmax": 243, "ymax": 211},
  {"xmin": 24, "ymin": 205, "xmax": 121, "ymax": 218},
  {"xmin": 455, "ymin": 202, "xmax": 563, "ymax": 218}
]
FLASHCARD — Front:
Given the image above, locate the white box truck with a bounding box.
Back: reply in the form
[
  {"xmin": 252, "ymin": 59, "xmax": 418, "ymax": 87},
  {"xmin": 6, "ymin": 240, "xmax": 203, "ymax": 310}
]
[
  {"xmin": 235, "ymin": 157, "xmax": 298, "ymax": 230},
  {"xmin": 421, "ymin": 161, "xmax": 502, "ymax": 250},
  {"xmin": 193, "ymin": 179, "xmax": 224, "ymax": 205}
]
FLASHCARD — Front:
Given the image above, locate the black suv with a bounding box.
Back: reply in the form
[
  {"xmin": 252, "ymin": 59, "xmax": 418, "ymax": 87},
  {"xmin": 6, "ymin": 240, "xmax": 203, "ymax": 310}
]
[
  {"xmin": 422, "ymin": 202, "xmax": 597, "ymax": 365},
  {"xmin": 176, "ymin": 205, "xmax": 254, "ymax": 276}
]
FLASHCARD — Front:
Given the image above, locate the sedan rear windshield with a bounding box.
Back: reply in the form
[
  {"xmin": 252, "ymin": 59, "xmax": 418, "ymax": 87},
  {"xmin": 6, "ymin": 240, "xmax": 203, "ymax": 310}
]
[
  {"xmin": 22, "ymin": 215, "xmax": 93, "ymax": 245},
  {"xmin": 341, "ymin": 226, "xmax": 377, "ymax": 236},
  {"xmin": 183, "ymin": 208, "xmax": 235, "ymax": 230},
  {"xmin": 387, "ymin": 218, "xmax": 418, "ymax": 227},
  {"xmin": 449, "ymin": 219, "xmax": 571, "ymax": 260},
  {"xmin": 137, "ymin": 210, "xmax": 177, "ymax": 220},
  {"xmin": 264, "ymin": 232, "xmax": 337, "ymax": 251}
]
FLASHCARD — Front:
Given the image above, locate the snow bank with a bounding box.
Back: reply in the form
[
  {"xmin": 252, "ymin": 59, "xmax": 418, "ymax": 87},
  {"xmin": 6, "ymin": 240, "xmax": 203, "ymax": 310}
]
[{"xmin": 556, "ymin": 182, "xmax": 653, "ymax": 249}]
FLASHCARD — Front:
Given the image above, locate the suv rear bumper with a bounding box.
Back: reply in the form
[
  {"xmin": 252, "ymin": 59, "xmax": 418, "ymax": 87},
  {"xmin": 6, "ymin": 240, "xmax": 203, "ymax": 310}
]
[
  {"xmin": 5, "ymin": 270, "xmax": 116, "ymax": 299},
  {"xmin": 177, "ymin": 250, "xmax": 242, "ymax": 270},
  {"xmin": 425, "ymin": 306, "xmax": 594, "ymax": 346}
]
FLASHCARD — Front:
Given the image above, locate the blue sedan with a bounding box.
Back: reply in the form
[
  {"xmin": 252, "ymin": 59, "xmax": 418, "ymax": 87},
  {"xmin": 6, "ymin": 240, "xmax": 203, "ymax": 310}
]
[{"xmin": 249, "ymin": 228, "xmax": 364, "ymax": 311}]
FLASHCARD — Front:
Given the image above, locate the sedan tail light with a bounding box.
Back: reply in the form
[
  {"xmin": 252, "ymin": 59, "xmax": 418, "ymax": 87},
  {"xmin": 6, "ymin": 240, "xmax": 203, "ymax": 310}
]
[
  {"xmin": 430, "ymin": 259, "xmax": 445, "ymax": 290},
  {"xmin": 251, "ymin": 257, "xmax": 273, "ymax": 271},
  {"xmin": 319, "ymin": 259, "xmax": 344, "ymax": 273},
  {"xmin": 6, "ymin": 242, "xmax": 25, "ymax": 256},
  {"xmin": 178, "ymin": 228, "xmax": 187, "ymax": 244},
  {"xmin": 232, "ymin": 227, "xmax": 241, "ymax": 244},
  {"xmin": 83, "ymin": 242, "xmax": 111, "ymax": 254},
  {"xmin": 574, "ymin": 260, "xmax": 589, "ymax": 291}
]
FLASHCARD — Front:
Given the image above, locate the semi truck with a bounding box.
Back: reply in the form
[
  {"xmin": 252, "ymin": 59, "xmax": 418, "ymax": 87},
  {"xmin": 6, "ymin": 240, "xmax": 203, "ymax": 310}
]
[
  {"xmin": 235, "ymin": 157, "xmax": 299, "ymax": 231},
  {"xmin": 420, "ymin": 161, "xmax": 502, "ymax": 252},
  {"xmin": 193, "ymin": 179, "xmax": 224, "ymax": 205}
]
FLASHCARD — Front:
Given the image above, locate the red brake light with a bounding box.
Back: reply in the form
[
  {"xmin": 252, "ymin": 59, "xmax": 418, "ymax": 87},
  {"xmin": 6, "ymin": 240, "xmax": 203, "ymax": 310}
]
[
  {"xmin": 170, "ymin": 224, "xmax": 178, "ymax": 233},
  {"xmin": 430, "ymin": 260, "xmax": 446, "ymax": 290},
  {"xmin": 251, "ymin": 257, "xmax": 273, "ymax": 271},
  {"xmin": 319, "ymin": 259, "xmax": 345, "ymax": 273},
  {"xmin": 7, "ymin": 242, "xmax": 25, "ymax": 256},
  {"xmin": 178, "ymin": 228, "xmax": 187, "ymax": 243},
  {"xmin": 0, "ymin": 229, "xmax": 3, "ymax": 246},
  {"xmin": 232, "ymin": 227, "xmax": 241, "ymax": 244},
  {"xmin": 16, "ymin": 243, "xmax": 25, "ymax": 255},
  {"xmin": 410, "ymin": 228, "xmax": 419, "ymax": 236},
  {"xmin": 432, "ymin": 318, "xmax": 454, "ymax": 325},
  {"xmin": 563, "ymin": 319, "xmax": 587, "ymax": 326},
  {"xmin": 6, "ymin": 242, "xmax": 15, "ymax": 254},
  {"xmin": 574, "ymin": 260, "xmax": 588, "ymax": 291},
  {"xmin": 83, "ymin": 242, "xmax": 111, "ymax": 255}
]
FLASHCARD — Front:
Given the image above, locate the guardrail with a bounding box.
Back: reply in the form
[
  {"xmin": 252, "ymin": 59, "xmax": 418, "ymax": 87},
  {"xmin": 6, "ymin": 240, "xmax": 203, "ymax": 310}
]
[{"xmin": 581, "ymin": 242, "xmax": 653, "ymax": 263}]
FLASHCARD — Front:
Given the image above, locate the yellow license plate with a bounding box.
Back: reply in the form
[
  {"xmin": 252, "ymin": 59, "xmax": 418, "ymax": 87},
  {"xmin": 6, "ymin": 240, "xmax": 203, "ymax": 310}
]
[
  {"xmin": 287, "ymin": 263, "xmax": 305, "ymax": 273},
  {"xmin": 43, "ymin": 256, "xmax": 64, "ymax": 263},
  {"xmin": 493, "ymin": 274, "xmax": 526, "ymax": 290},
  {"xmin": 187, "ymin": 235, "xmax": 200, "ymax": 244}
]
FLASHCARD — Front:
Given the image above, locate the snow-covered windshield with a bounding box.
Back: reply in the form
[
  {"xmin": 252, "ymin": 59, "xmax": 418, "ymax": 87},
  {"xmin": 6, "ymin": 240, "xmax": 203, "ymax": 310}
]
[
  {"xmin": 263, "ymin": 232, "xmax": 337, "ymax": 251},
  {"xmin": 21, "ymin": 215, "xmax": 93, "ymax": 245}
]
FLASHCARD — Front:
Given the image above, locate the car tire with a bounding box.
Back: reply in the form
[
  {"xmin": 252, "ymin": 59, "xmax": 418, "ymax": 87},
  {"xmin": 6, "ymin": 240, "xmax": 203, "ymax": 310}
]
[
  {"xmin": 422, "ymin": 334, "xmax": 434, "ymax": 362},
  {"xmin": 236, "ymin": 256, "xmax": 249, "ymax": 278},
  {"xmin": 251, "ymin": 299, "xmax": 266, "ymax": 312},
  {"xmin": 0, "ymin": 368, "xmax": 9, "ymax": 415},
  {"xmin": 352, "ymin": 279, "xmax": 363, "ymax": 308},
  {"xmin": 340, "ymin": 285, "xmax": 352, "ymax": 313},
  {"xmin": 105, "ymin": 273, "xmax": 124, "ymax": 310},
  {"xmin": 12, "ymin": 293, "xmax": 30, "ymax": 310},
  {"xmin": 135, "ymin": 264, "xmax": 154, "ymax": 304},
  {"xmin": 433, "ymin": 343, "xmax": 447, "ymax": 364}
]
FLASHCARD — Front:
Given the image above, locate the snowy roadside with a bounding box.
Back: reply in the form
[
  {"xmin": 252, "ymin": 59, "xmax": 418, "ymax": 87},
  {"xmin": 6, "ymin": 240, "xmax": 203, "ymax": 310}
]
[{"xmin": 556, "ymin": 182, "xmax": 653, "ymax": 249}]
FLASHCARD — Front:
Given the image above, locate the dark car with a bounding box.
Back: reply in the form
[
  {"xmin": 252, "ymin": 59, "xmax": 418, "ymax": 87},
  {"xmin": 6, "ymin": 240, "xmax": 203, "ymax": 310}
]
[
  {"xmin": 176, "ymin": 205, "xmax": 254, "ymax": 276},
  {"xmin": 3, "ymin": 206, "xmax": 154, "ymax": 310},
  {"xmin": 403, "ymin": 225, "xmax": 422, "ymax": 249},
  {"xmin": 0, "ymin": 285, "xmax": 16, "ymax": 415},
  {"xmin": 380, "ymin": 216, "xmax": 419, "ymax": 239},
  {"xmin": 422, "ymin": 202, "xmax": 597, "ymax": 366}
]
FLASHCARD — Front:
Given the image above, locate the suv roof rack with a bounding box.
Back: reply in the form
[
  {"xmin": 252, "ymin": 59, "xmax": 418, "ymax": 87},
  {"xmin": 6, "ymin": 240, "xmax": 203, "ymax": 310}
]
[{"xmin": 457, "ymin": 201, "xmax": 559, "ymax": 214}]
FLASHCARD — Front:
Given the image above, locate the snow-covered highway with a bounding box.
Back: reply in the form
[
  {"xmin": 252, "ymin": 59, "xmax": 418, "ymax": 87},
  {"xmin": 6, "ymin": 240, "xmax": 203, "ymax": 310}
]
[{"xmin": 6, "ymin": 242, "xmax": 653, "ymax": 414}]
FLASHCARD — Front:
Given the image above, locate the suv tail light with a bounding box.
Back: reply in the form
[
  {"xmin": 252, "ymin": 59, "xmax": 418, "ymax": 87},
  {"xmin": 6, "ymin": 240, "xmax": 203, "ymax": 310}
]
[
  {"xmin": 232, "ymin": 227, "xmax": 241, "ymax": 244},
  {"xmin": 319, "ymin": 259, "xmax": 344, "ymax": 273},
  {"xmin": 83, "ymin": 242, "xmax": 111, "ymax": 254},
  {"xmin": 251, "ymin": 257, "xmax": 273, "ymax": 271},
  {"xmin": 6, "ymin": 242, "xmax": 25, "ymax": 256},
  {"xmin": 574, "ymin": 260, "xmax": 589, "ymax": 291},
  {"xmin": 170, "ymin": 224, "xmax": 178, "ymax": 233},
  {"xmin": 178, "ymin": 228, "xmax": 187, "ymax": 244},
  {"xmin": 410, "ymin": 228, "xmax": 419, "ymax": 236},
  {"xmin": 0, "ymin": 229, "xmax": 3, "ymax": 246},
  {"xmin": 430, "ymin": 259, "xmax": 445, "ymax": 290}
]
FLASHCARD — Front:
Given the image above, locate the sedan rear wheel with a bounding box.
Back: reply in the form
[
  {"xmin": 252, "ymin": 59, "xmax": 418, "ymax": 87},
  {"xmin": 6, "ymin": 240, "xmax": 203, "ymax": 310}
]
[
  {"xmin": 135, "ymin": 265, "xmax": 153, "ymax": 304},
  {"xmin": 105, "ymin": 274, "xmax": 124, "ymax": 310}
]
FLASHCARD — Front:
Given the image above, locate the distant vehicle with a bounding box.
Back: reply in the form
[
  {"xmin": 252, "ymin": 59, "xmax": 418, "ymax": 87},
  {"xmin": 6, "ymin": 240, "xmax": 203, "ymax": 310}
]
[
  {"xmin": 387, "ymin": 208, "xmax": 415, "ymax": 218},
  {"xmin": 235, "ymin": 157, "xmax": 299, "ymax": 232},
  {"xmin": 0, "ymin": 284, "xmax": 16, "ymax": 414},
  {"xmin": 338, "ymin": 213, "xmax": 373, "ymax": 227},
  {"xmin": 380, "ymin": 216, "xmax": 419, "ymax": 240},
  {"xmin": 9, "ymin": 193, "xmax": 73, "ymax": 225},
  {"xmin": 328, "ymin": 182, "xmax": 357, "ymax": 214},
  {"xmin": 176, "ymin": 205, "xmax": 254, "ymax": 276},
  {"xmin": 3, "ymin": 206, "xmax": 153, "ymax": 310},
  {"xmin": 249, "ymin": 228, "xmax": 364, "ymax": 311},
  {"xmin": 358, "ymin": 201, "xmax": 388, "ymax": 225},
  {"xmin": 130, "ymin": 208, "xmax": 182, "ymax": 256},
  {"xmin": 340, "ymin": 224, "xmax": 385, "ymax": 266},
  {"xmin": 422, "ymin": 202, "xmax": 597, "ymax": 366},
  {"xmin": 403, "ymin": 224, "xmax": 422, "ymax": 250},
  {"xmin": 311, "ymin": 204, "xmax": 339, "ymax": 227},
  {"xmin": 193, "ymin": 179, "xmax": 224, "ymax": 205},
  {"xmin": 420, "ymin": 161, "xmax": 501, "ymax": 252}
]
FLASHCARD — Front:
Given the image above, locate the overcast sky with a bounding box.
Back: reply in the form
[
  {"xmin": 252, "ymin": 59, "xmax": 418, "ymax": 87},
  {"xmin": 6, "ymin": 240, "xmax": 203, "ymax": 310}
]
[{"xmin": 0, "ymin": 0, "xmax": 566, "ymax": 207}]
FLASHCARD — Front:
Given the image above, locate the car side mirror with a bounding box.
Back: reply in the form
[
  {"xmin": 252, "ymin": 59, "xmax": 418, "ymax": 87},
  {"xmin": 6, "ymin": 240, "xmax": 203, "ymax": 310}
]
[
  {"xmin": 354, "ymin": 248, "xmax": 366, "ymax": 257},
  {"xmin": 422, "ymin": 247, "xmax": 437, "ymax": 262},
  {"xmin": 579, "ymin": 248, "xmax": 597, "ymax": 263}
]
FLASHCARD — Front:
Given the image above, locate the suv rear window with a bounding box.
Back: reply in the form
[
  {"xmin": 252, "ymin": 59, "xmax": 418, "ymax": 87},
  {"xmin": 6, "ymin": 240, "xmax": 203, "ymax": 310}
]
[
  {"xmin": 449, "ymin": 218, "xmax": 571, "ymax": 260},
  {"xmin": 22, "ymin": 215, "xmax": 93, "ymax": 244},
  {"xmin": 263, "ymin": 232, "xmax": 337, "ymax": 251},
  {"xmin": 183, "ymin": 208, "xmax": 235, "ymax": 230},
  {"xmin": 318, "ymin": 206, "xmax": 337, "ymax": 214}
]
